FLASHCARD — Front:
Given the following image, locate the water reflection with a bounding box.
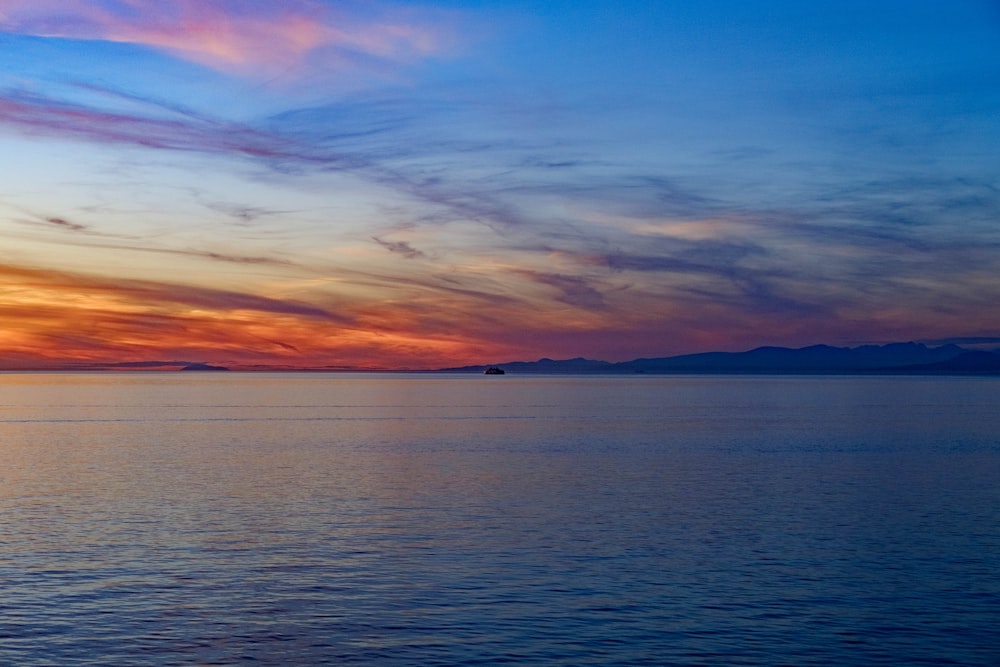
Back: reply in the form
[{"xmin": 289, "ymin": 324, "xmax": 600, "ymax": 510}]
[{"xmin": 1, "ymin": 373, "xmax": 998, "ymax": 665}]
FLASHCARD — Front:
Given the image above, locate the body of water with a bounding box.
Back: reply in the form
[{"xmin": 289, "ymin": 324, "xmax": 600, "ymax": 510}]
[{"xmin": 1, "ymin": 373, "xmax": 998, "ymax": 665}]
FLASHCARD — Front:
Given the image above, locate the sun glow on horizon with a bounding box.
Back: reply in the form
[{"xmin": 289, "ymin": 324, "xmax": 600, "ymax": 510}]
[{"xmin": 1, "ymin": 1, "xmax": 999, "ymax": 368}]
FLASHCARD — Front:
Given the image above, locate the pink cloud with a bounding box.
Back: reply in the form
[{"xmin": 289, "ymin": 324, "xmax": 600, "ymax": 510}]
[{"xmin": 0, "ymin": 0, "xmax": 451, "ymax": 76}]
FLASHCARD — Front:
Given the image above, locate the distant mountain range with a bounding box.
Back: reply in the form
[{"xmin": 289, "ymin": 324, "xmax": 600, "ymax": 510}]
[{"xmin": 444, "ymin": 342, "xmax": 1000, "ymax": 375}]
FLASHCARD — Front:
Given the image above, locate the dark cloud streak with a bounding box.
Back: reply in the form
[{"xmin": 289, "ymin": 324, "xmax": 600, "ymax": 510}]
[
  {"xmin": 373, "ymin": 237, "xmax": 425, "ymax": 259},
  {"xmin": 44, "ymin": 216, "xmax": 87, "ymax": 231},
  {"xmin": 514, "ymin": 269, "xmax": 606, "ymax": 310}
]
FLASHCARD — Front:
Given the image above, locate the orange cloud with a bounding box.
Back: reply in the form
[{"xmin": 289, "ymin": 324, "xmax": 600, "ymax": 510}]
[
  {"xmin": 0, "ymin": 0, "xmax": 451, "ymax": 77},
  {"xmin": 0, "ymin": 262, "xmax": 523, "ymax": 370},
  {"xmin": 5, "ymin": 255, "xmax": 992, "ymax": 370}
]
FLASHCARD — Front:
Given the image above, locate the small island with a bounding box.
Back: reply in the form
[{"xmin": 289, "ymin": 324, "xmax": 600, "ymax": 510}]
[
  {"xmin": 483, "ymin": 366, "xmax": 505, "ymax": 375},
  {"xmin": 180, "ymin": 363, "xmax": 230, "ymax": 372}
]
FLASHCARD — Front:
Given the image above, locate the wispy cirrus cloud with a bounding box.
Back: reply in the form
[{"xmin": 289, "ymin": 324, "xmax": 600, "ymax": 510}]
[
  {"xmin": 373, "ymin": 236, "xmax": 425, "ymax": 259},
  {"xmin": 2, "ymin": 202, "xmax": 299, "ymax": 267},
  {"xmin": 3, "ymin": 2, "xmax": 997, "ymax": 366},
  {"xmin": 0, "ymin": 86, "xmax": 561, "ymax": 242},
  {"xmin": 0, "ymin": 261, "xmax": 526, "ymax": 368},
  {"xmin": 0, "ymin": 261, "xmax": 362, "ymax": 366},
  {"xmin": 0, "ymin": 89, "xmax": 330, "ymax": 163},
  {"xmin": 512, "ymin": 269, "xmax": 607, "ymax": 310},
  {"xmin": 42, "ymin": 215, "xmax": 87, "ymax": 231},
  {"xmin": 0, "ymin": 262, "xmax": 339, "ymax": 321},
  {"xmin": 0, "ymin": 0, "xmax": 453, "ymax": 78}
]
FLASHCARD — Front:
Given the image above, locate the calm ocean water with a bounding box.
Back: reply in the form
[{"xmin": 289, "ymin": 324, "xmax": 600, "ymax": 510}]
[{"xmin": 1, "ymin": 373, "xmax": 998, "ymax": 665}]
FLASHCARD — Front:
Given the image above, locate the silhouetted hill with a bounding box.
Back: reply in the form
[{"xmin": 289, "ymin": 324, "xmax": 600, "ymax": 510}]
[
  {"xmin": 888, "ymin": 350, "xmax": 1000, "ymax": 374},
  {"xmin": 613, "ymin": 342, "xmax": 965, "ymax": 374},
  {"xmin": 180, "ymin": 363, "xmax": 230, "ymax": 371},
  {"xmin": 447, "ymin": 342, "xmax": 999, "ymax": 375}
]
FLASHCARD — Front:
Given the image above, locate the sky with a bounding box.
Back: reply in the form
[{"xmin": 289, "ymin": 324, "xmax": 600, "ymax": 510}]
[{"xmin": 1, "ymin": 0, "xmax": 999, "ymax": 369}]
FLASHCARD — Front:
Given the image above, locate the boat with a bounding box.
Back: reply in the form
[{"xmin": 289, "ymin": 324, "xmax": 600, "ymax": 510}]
[{"xmin": 483, "ymin": 366, "xmax": 505, "ymax": 375}]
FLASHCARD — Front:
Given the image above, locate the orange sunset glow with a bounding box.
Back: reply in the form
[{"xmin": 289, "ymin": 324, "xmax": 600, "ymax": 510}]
[{"xmin": 2, "ymin": 0, "xmax": 999, "ymax": 369}]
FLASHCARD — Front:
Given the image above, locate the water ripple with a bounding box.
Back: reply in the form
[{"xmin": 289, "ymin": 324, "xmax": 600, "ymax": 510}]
[{"xmin": 1, "ymin": 374, "xmax": 998, "ymax": 665}]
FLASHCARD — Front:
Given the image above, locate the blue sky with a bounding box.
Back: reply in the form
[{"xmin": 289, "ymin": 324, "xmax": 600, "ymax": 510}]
[{"xmin": 1, "ymin": 0, "xmax": 998, "ymax": 368}]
